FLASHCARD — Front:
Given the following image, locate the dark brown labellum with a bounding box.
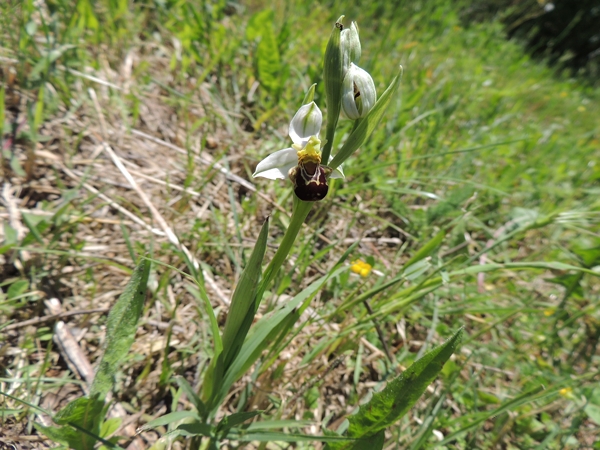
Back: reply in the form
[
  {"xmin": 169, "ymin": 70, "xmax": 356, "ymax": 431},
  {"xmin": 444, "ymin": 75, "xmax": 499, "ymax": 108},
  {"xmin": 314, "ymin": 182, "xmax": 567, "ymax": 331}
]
[{"xmin": 289, "ymin": 163, "xmax": 333, "ymax": 202}]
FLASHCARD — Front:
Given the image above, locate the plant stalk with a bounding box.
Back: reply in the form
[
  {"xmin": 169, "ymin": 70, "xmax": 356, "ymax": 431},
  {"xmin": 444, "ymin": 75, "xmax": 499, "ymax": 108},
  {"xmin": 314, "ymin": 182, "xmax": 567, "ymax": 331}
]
[{"xmin": 257, "ymin": 197, "xmax": 312, "ymax": 305}]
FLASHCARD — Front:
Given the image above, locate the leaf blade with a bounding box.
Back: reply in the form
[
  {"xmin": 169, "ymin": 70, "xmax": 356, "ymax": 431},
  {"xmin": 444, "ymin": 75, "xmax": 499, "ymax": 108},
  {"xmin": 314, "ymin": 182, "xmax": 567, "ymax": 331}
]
[
  {"xmin": 90, "ymin": 258, "xmax": 150, "ymax": 398},
  {"xmin": 327, "ymin": 328, "xmax": 463, "ymax": 449}
]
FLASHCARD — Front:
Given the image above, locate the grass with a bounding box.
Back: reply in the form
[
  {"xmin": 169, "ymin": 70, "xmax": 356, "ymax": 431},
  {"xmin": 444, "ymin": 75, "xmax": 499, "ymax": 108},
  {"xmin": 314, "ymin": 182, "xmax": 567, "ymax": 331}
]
[{"xmin": 1, "ymin": 0, "xmax": 599, "ymax": 448}]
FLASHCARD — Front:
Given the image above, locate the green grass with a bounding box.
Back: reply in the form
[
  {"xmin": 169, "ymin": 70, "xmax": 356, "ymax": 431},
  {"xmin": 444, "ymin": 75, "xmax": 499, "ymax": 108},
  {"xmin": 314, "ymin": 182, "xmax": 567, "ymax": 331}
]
[{"xmin": 1, "ymin": 0, "xmax": 599, "ymax": 448}]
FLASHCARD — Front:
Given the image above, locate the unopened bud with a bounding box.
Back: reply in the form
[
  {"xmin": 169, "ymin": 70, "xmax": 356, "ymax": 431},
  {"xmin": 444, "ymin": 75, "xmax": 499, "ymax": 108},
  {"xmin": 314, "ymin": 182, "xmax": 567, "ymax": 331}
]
[
  {"xmin": 341, "ymin": 63, "xmax": 376, "ymax": 120},
  {"xmin": 341, "ymin": 21, "xmax": 361, "ymax": 74}
]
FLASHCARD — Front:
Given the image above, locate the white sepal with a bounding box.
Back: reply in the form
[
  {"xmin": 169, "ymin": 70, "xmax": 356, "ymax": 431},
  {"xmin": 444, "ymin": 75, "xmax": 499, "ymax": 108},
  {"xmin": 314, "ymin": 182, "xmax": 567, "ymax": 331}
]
[{"xmin": 253, "ymin": 148, "xmax": 298, "ymax": 180}]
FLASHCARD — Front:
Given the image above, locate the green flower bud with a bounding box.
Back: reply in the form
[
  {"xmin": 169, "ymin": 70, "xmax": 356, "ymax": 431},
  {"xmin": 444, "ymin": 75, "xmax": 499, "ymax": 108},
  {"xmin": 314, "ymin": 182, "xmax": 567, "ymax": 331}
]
[
  {"xmin": 341, "ymin": 21, "xmax": 361, "ymax": 74},
  {"xmin": 341, "ymin": 63, "xmax": 377, "ymax": 120}
]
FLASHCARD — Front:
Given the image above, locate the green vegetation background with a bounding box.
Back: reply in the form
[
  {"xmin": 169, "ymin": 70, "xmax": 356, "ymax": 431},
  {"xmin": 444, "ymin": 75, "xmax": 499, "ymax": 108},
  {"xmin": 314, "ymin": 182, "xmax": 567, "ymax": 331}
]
[{"xmin": 1, "ymin": 0, "xmax": 599, "ymax": 448}]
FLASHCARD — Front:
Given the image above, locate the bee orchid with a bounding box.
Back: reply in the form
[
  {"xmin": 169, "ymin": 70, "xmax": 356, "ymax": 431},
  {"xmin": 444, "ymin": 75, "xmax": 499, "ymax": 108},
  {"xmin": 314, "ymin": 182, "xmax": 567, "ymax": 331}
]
[{"xmin": 253, "ymin": 102, "xmax": 344, "ymax": 201}]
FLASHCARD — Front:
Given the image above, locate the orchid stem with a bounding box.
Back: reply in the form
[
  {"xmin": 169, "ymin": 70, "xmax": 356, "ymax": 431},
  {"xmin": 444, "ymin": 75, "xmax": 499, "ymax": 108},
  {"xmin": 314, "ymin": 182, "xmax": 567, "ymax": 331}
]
[{"xmin": 257, "ymin": 197, "xmax": 312, "ymax": 307}]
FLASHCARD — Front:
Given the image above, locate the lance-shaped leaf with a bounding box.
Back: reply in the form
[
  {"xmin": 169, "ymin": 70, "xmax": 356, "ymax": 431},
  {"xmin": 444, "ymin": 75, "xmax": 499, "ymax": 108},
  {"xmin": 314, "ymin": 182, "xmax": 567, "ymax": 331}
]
[
  {"xmin": 326, "ymin": 328, "xmax": 463, "ymax": 449},
  {"xmin": 36, "ymin": 396, "xmax": 107, "ymax": 450},
  {"xmin": 210, "ymin": 266, "xmax": 347, "ymax": 409},
  {"xmin": 221, "ymin": 218, "xmax": 269, "ymax": 367},
  {"xmin": 321, "ymin": 16, "xmax": 344, "ymax": 163},
  {"xmin": 36, "ymin": 260, "xmax": 150, "ymax": 448},
  {"xmin": 90, "ymin": 258, "xmax": 151, "ymax": 397},
  {"xmin": 203, "ymin": 219, "xmax": 269, "ymax": 407}
]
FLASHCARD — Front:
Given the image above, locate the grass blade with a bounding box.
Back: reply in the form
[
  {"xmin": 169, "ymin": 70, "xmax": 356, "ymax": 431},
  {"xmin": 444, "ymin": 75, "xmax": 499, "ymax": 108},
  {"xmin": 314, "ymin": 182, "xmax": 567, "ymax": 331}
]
[
  {"xmin": 203, "ymin": 219, "xmax": 269, "ymax": 409},
  {"xmin": 438, "ymin": 385, "xmax": 546, "ymax": 445},
  {"xmin": 220, "ymin": 218, "xmax": 269, "ymax": 368}
]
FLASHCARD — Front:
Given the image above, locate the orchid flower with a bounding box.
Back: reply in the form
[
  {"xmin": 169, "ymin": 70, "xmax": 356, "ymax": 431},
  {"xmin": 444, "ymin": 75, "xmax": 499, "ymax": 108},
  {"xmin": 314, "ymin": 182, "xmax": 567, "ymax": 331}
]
[{"xmin": 253, "ymin": 101, "xmax": 344, "ymax": 201}]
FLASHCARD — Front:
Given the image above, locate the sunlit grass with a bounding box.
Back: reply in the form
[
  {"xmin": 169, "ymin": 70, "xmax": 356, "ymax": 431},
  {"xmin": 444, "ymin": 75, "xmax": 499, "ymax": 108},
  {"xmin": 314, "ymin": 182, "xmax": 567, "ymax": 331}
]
[{"xmin": 0, "ymin": 0, "xmax": 598, "ymax": 448}]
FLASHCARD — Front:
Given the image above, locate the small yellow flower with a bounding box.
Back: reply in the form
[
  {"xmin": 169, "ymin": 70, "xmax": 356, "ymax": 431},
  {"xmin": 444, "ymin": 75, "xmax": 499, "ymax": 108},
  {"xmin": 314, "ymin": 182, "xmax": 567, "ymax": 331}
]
[
  {"xmin": 559, "ymin": 387, "xmax": 573, "ymax": 398},
  {"xmin": 544, "ymin": 308, "xmax": 555, "ymax": 317},
  {"xmin": 351, "ymin": 260, "xmax": 372, "ymax": 277}
]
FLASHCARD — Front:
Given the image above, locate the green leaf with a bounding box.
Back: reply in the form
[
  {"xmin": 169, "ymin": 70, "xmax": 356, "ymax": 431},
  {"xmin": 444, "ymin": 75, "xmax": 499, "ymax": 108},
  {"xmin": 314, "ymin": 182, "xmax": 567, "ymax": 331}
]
[
  {"xmin": 216, "ymin": 410, "xmax": 263, "ymax": 435},
  {"xmin": 21, "ymin": 212, "xmax": 45, "ymax": 244},
  {"xmin": 33, "ymin": 85, "xmax": 45, "ymax": 130},
  {"xmin": 203, "ymin": 219, "xmax": 269, "ymax": 407},
  {"xmin": 9, "ymin": 153, "xmax": 26, "ymax": 177},
  {"xmin": 403, "ymin": 230, "xmax": 445, "ymax": 269},
  {"xmin": 90, "ymin": 259, "xmax": 150, "ymax": 398},
  {"xmin": 546, "ymin": 273, "xmax": 583, "ymax": 298},
  {"xmin": 438, "ymin": 384, "xmax": 545, "ymax": 445},
  {"xmin": 43, "ymin": 395, "xmax": 106, "ymax": 450},
  {"xmin": 329, "ymin": 66, "xmax": 403, "ymax": 170},
  {"xmin": 220, "ymin": 218, "xmax": 269, "ymax": 370},
  {"xmin": 214, "ymin": 266, "xmax": 347, "ymax": 408},
  {"xmin": 346, "ymin": 430, "xmax": 384, "ymax": 450},
  {"xmin": 71, "ymin": 0, "xmax": 99, "ymax": 31},
  {"xmin": 186, "ymin": 281, "xmax": 221, "ymax": 354},
  {"xmin": 2, "ymin": 223, "xmax": 18, "ymax": 248},
  {"xmin": 174, "ymin": 421, "xmax": 214, "ymax": 437},
  {"xmin": 100, "ymin": 417, "xmax": 122, "ymax": 438},
  {"xmin": 140, "ymin": 410, "xmax": 202, "ymax": 432},
  {"xmin": 585, "ymin": 404, "xmax": 600, "ymax": 426},
  {"xmin": 30, "ymin": 45, "xmax": 76, "ymax": 81},
  {"xmin": 245, "ymin": 9, "xmax": 282, "ymax": 96},
  {"xmin": 573, "ymin": 242, "xmax": 600, "ymax": 268},
  {"xmin": 246, "ymin": 9, "xmax": 274, "ymax": 41},
  {"xmin": 35, "ymin": 423, "xmax": 71, "ymax": 447},
  {"xmin": 326, "ymin": 328, "xmax": 463, "ymax": 449},
  {"xmin": 53, "ymin": 397, "xmax": 102, "ymax": 426},
  {"xmin": 7, "ymin": 279, "xmax": 29, "ymax": 300},
  {"xmin": 246, "ymin": 420, "xmax": 314, "ymax": 430},
  {"xmin": 225, "ymin": 430, "xmax": 354, "ymax": 443},
  {"xmin": 256, "ymin": 19, "xmax": 281, "ymax": 96},
  {"xmin": 175, "ymin": 376, "xmax": 205, "ymax": 416}
]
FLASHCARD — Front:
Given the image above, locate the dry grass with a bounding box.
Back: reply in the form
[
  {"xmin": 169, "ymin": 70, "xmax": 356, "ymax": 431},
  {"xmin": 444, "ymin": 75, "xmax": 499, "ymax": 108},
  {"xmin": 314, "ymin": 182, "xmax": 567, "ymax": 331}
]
[
  {"xmin": 0, "ymin": 33, "xmax": 408, "ymax": 449},
  {"xmin": 2, "ymin": 1, "xmax": 600, "ymax": 449}
]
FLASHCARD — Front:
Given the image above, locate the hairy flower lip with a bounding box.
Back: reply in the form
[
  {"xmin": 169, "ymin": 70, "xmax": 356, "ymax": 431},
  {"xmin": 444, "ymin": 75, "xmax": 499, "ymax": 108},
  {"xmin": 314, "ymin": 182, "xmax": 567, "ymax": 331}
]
[{"xmin": 289, "ymin": 163, "xmax": 333, "ymax": 202}]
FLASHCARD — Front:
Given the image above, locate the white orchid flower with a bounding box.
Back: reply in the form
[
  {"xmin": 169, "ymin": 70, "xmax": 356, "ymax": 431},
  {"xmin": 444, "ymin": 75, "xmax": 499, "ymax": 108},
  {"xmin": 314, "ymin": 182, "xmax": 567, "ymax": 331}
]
[{"xmin": 253, "ymin": 102, "xmax": 344, "ymax": 201}]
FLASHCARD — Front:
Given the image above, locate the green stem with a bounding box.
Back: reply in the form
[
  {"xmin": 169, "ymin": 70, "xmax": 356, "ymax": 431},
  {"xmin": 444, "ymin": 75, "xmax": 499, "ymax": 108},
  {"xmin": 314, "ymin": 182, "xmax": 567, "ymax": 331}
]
[
  {"xmin": 320, "ymin": 117, "xmax": 337, "ymax": 165},
  {"xmin": 256, "ymin": 197, "xmax": 312, "ymax": 305}
]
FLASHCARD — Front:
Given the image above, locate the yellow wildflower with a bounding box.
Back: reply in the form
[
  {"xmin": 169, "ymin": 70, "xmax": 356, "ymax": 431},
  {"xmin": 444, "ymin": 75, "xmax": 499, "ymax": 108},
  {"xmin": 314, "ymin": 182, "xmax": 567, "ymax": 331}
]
[
  {"xmin": 559, "ymin": 387, "xmax": 573, "ymax": 398},
  {"xmin": 351, "ymin": 260, "xmax": 372, "ymax": 277}
]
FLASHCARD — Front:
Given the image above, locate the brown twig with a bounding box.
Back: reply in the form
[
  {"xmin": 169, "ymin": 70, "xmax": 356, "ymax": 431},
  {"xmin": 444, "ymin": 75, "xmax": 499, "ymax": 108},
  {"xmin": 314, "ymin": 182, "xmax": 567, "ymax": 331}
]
[
  {"xmin": 1, "ymin": 308, "xmax": 110, "ymax": 332},
  {"xmin": 363, "ymin": 300, "xmax": 394, "ymax": 364}
]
